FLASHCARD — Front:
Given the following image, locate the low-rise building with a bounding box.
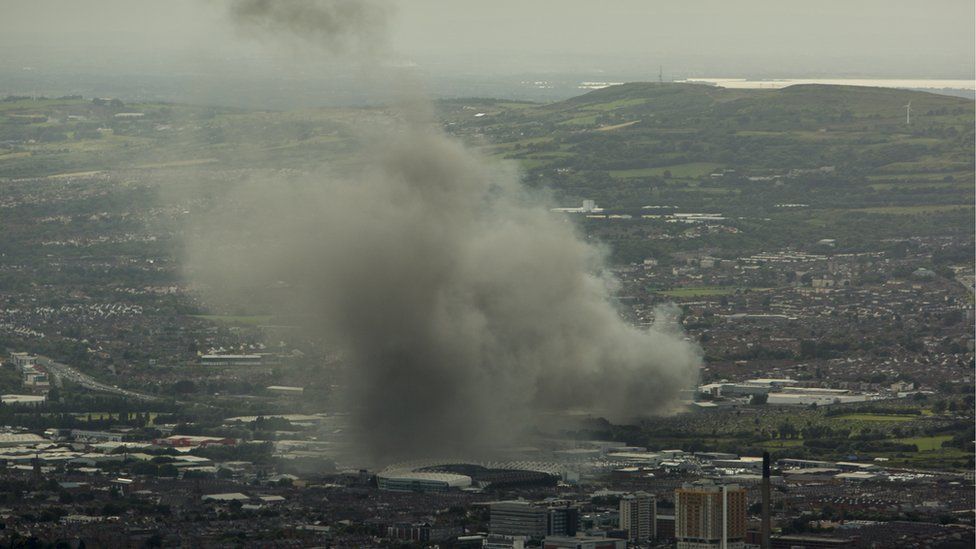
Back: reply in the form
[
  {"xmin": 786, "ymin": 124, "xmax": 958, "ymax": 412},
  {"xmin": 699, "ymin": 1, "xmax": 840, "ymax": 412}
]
[
  {"xmin": 155, "ymin": 435, "xmax": 236, "ymax": 447},
  {"xmin": 542, "ymin": 535, "xmax": 626, "ymax": 549}
]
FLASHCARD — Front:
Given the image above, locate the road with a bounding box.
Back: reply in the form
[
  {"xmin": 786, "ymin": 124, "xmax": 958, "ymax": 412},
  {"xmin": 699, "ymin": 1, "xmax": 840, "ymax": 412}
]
[
  {"xmin": 36, "ymin": 355, "xmax": 158, "ymax": 402},
  {"xmin": 957, "ymin": 274, "xmax": 975, "ymax": 296}
]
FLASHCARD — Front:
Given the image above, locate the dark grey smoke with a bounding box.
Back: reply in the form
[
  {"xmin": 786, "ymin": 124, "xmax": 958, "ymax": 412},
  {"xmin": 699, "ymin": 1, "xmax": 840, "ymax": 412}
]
[
  {"xmin": 186, "ymin": 128, "xmax": 700, "ymax": 459},
  {"xmin": 228, "ymin": 0, "xmax": 390, "ymax": 55},
  {"xmin": 186, "ymin": 0, "xmax": 701, "ymax": 461}
]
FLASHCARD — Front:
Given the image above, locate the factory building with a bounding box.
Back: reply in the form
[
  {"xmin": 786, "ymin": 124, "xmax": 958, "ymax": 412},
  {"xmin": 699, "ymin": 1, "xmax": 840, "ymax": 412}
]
[
  {"xmin": 1, "ymin": 394, "xmax": 45, "ymax": 407},
  {"xmin": 155, "ymin": 435, "xmax": 237, "ymax": 448},
  {"xmin": 675, "ymin": 481, "xmax": 747, "ymax": 549},
  {"xmin": 0, "ymin": 433, "xmax": 47, "ymax": 448}
]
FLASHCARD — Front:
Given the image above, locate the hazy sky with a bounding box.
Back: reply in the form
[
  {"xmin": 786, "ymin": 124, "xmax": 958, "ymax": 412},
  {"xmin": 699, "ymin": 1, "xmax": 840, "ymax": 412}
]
[
  {"xmin": 395, "ymin": 1, "xmax": 975, "ymax": 60},
  {"xmin": 1, "ymin": 0, "xmax": 973, "ymax": 73}
]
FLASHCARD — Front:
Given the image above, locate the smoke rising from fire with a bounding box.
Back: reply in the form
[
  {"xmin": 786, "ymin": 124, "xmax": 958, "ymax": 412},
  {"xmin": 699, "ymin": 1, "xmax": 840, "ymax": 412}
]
[
  {"xmin": 185, "ymin": 0, "xmax": 701, "ymax": 460},
  {"xmin": 227, "ymin": 0, "xmax": 390, "ymax": 56}
]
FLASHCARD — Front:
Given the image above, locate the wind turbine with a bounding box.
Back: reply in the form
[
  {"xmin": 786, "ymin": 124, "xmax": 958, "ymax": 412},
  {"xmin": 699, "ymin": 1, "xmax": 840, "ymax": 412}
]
[{"xmin": 904, "ymin": 101, "xmax": 912, "ymax": 125}]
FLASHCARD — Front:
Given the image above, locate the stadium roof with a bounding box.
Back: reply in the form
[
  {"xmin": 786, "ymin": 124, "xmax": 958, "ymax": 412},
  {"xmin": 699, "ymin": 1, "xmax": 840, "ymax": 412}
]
[{"xmin": 377, "ymin": 470, "xmax": 472, "ymax": 488}]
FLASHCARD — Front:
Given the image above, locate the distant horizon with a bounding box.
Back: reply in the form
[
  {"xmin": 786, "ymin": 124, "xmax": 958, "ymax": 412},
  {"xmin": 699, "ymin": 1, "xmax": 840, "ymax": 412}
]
[{"xmin": 2, "ymin": 70, "xmax": 973, "ymax": 110}]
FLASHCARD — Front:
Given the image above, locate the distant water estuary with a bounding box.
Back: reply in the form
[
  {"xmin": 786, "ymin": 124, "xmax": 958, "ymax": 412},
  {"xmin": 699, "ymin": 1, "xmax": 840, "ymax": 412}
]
[{"xmin": 679, "ymin": 77, "xmax": 975, "ymax": 97}]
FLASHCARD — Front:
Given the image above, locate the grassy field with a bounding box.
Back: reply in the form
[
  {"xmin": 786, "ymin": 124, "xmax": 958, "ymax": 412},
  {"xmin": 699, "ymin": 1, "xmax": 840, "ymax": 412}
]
[
  {"xmin": 851, "ymin": 205, "xmax": 974, "ymax": 215},
  {"xmin": 865, "ymin": 171, "xmax": 971, "ymax": 181},
  {"xmin": 136, "ymin": 158, "xmax": 220, "ymax": 169},
  {"xmin": 758, "ymin": 439, "xmax": 805, "ymax": 449},
  {"xmin": 583, "ymin": 98, "xmax": 650, "ymax": 111},
  {"xmin": 879, "ymin": 158, "xmax": 973, "ymax": 173},
  {"xmin": 868, "ymin": 182, "xmax": 968, "ymax": 192},
  {"xmin": 610, "ymin": 162, "xmax": 722, "ymax": 179},
  {"xmin": 557, "ymin": 114, "xmax": 599, "ymax": 126},
  {"xmin": 512, "ymin": 158, "xmax": 552, "ymax": 170},
  {"xmin": 892, "ymin": 435, "xmax": 953, "ymax": 451}
]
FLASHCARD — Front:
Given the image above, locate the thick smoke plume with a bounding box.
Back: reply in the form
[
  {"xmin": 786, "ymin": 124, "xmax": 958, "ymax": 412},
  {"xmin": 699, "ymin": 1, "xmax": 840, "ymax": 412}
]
[
  {"xmin": 228, "ymin": 0, "xmax": 389, "ymax": 56},
  {"xmin": 187, "ymin": 129, "xmax": 700, "ymax": 458},
  {"xmin": 188, "ymin": 0, "xmax": 701, "ymax": 460}
]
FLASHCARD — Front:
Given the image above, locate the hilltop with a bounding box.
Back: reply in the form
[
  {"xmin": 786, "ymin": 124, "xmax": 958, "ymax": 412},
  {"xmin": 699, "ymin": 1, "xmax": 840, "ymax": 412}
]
[
  {"xmin": 431, "ymin": 83, "xmax": 973, "ymax": 259},
  {"xmin": 446, "ymin": 82, "xmax": 973, "ymax": 177}
]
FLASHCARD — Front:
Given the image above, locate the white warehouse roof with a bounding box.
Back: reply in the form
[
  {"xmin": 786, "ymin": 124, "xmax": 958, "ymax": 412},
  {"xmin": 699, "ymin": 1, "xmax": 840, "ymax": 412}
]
[{"xmin": 0, "ymin": 433, "xmax": 47, "ymax": 447}]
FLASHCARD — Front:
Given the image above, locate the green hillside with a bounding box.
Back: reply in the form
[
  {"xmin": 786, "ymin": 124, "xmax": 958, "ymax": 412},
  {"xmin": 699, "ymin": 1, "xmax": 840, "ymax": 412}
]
[
  {"xmin": 439, "ymin": 83, "xmax": 973, "ymax": 261},
  {"xmin": 1, "ymin": 84, "xmax": 972, "ymax": 263},
  {"xmin": 447, "ymin": 82, "xmax": 973, "ymax": 184}
]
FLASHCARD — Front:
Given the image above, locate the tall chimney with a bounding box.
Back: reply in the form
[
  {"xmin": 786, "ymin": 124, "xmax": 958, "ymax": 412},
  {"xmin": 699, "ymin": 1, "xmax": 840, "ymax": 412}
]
[{"xmin": 761, "ymin": 451, "xmax": 771, "ymax": 549}]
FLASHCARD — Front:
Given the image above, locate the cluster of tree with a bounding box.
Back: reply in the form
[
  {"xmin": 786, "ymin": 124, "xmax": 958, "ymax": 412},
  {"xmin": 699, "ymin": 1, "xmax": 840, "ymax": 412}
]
[
  {"xmin": 190, "ymin": 441, "xmax": 275, "ymax": 465},
  {"xmin": 941, "ymin": 427, "xmax": 976, "ymax": 452},
  {"xmin": 824, "ymin": 406, "xmax": 922, "ymax": 417},
  {"xmin": 128, "ymin": 459, "xmax": 179, "ymax": 478},
  {"xmin": 804, "ymin": 438, "xmax": 918, "ymax": 453}
]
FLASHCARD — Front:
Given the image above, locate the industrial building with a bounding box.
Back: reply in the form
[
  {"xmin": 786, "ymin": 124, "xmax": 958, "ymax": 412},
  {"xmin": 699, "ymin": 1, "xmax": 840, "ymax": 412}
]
[
  {"xmin": 155, "ymin": 435, "xmax": 236, "ymax": 448},
  {"xmin": 698, "ymin": 378, "xmax": 872, "ymax": 406},
  {"xmin": 198, "ymin": 354, "xmax": 263, "ymax": 366},
  {"xmin": 675, "ymin": 481, "xmax": 747, "ymax": 549},
  {"xmin": 70, "ymin": 430, "xmax": 127, "ymax": 443},
  {"xmin": 765, "ymin": 392, "xmax": 869, "ymax": 406},
  {"xmin": 0, "ymin": 432, "xmax": 47, "ymax": 448},
  {"xmin": 1, "ymin": 394, "xmax": 45, "ymax": 406},
  {"xmin": 266, "ymin": 385, "xmax": 303, "ymax": 395}
]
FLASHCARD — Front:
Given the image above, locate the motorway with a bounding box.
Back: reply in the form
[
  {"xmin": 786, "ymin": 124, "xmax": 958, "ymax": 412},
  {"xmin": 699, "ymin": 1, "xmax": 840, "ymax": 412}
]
[{"xmin": 36, "ymin": 355, "xmax": 158, "ymax": 402}]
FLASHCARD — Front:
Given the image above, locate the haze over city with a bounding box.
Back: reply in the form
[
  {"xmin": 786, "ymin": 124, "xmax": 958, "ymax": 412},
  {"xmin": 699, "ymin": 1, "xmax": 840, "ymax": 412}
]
[
  {"xmin": 1, "ymin": 1, "xmax": 974, "ymax": 107},
  {"xmin": 0, "ymin": 1, "xmax": 972, "ymax": 547}
]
